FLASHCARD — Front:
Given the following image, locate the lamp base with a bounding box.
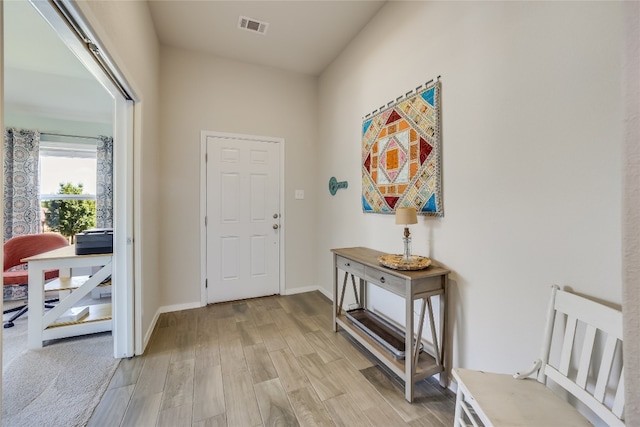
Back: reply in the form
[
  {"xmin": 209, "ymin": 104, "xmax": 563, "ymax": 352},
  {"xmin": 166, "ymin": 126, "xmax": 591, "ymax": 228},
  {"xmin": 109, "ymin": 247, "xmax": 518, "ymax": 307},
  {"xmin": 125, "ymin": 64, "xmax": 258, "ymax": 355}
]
[{"xmin": 402, "ymin": 235, "xmax": 412, "ymax": 261}]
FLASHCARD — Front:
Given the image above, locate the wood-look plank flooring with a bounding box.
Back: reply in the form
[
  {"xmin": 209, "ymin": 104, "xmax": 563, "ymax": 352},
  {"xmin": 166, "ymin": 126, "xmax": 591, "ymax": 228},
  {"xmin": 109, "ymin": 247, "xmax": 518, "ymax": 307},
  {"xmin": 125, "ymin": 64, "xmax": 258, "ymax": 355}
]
[{"xmin": 88, "ymin": 291, "xmax": 455, "ymax": 426}]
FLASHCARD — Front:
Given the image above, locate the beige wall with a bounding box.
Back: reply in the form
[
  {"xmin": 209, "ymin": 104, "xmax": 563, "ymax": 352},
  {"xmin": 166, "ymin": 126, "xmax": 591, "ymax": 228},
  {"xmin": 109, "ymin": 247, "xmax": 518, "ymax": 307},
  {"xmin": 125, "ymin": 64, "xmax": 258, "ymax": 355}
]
[
  {"xmin": 75, "ymin": 0, "xmax": 161, "ymax": 347},
  {"xmin": 157, "ymin": 47, "xmax": 318, "ymax": 307},
  {"xmin": 4, "ymin": 112, "xmax": 111, "ymax": 137},
  {"xmin": 623, "ymin": 1, "xmax": 640, "ymax": 424},
  {"xmin": 317, "ymin": 1, "xmax": 624, "ymax": 374}
]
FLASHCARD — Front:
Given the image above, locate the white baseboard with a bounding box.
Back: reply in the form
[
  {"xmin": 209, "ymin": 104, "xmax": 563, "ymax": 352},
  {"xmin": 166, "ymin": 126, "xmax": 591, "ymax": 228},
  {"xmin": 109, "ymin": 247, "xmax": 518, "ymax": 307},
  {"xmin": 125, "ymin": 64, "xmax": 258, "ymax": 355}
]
[
  {"xmin": 141, "ymin": 301, "xmax": 202, "ymax": 353},
  {"xmin": 315, "ymin": 286, "xmax": 333, "ymax": 301},
  {"xmin": 283, "ymin": 285, "xmax": 334, "ymax": 301},
  {"xmin": 283, "ymin": 285, "xmax": 319, "ymax": 295},
  {"xmin": 142, "ymin": 309, "xmax": 160, "ymax": 353},
  {"xmin": 159, "ymin": 301, "xmax": 202, "ymax": 314}
]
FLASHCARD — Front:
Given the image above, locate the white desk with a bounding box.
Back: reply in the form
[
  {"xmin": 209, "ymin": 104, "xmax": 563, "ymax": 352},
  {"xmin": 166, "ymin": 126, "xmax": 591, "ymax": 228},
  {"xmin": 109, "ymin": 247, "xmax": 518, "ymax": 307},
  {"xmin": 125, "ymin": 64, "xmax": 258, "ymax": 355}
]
[{"xmin": 23, "ymin": 245, "xmax": 113, "ymax": 349}]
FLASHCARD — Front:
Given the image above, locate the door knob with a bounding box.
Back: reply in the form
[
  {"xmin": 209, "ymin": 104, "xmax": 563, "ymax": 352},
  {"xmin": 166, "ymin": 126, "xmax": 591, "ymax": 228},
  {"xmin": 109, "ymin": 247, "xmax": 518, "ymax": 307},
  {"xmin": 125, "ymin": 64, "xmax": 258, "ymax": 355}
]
[{"xmin": 273, "ymin": 224, "xmax": 279, "ymax": 229}]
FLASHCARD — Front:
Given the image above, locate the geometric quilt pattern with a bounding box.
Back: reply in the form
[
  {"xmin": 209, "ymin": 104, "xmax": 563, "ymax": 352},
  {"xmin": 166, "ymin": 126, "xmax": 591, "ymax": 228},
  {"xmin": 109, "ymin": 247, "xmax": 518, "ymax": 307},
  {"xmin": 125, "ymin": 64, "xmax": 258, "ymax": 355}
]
[{"xmin": 362, "ymin": 80, "xmax": 443, "ymax": 215}]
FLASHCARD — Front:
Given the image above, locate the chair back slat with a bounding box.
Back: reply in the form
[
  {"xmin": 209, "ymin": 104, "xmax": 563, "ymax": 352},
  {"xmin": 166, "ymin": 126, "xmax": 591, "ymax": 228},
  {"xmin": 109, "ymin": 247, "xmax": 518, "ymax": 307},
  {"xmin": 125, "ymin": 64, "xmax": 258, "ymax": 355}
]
[
  {"xmin": 559, "ymin": 316, "xmax": 577, "ymax": 375},
  {"xmin": 612, "ymin": 368, "xmax": 625, "ymax": 418},
  {"xmin": 594, "ymin": 335, "xmax": 619, "ymax": 402},
  {"xmin": 576, "ymin": 324, "xmax": 596, "ymax": 388}
]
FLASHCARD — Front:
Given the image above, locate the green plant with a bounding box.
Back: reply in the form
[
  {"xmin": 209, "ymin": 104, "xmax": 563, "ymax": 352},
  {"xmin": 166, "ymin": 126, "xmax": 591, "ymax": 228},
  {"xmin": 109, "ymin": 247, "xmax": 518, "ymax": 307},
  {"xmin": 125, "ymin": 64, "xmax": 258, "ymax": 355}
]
[{"xmin": 42, "ymin": 182, "xmax": 96, "ymax": 242}]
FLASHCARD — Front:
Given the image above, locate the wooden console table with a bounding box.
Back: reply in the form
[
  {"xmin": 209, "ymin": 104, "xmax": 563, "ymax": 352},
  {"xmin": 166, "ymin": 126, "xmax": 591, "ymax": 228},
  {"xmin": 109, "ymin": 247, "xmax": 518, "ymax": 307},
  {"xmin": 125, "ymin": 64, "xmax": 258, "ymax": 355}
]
[
  {"xmin": 23, "ymin": 245, "xmax": 113, "ymax": 349},
  {"xmin": 332, "ymin": 247, "xmax": 450, "ymax": 402}
]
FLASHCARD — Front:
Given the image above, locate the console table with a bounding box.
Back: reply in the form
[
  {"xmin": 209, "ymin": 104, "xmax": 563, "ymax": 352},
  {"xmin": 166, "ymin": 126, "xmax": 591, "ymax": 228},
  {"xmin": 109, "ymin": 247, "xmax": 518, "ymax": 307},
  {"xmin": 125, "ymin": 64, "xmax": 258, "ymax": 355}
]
[
  {"xmin": 332, "ymin": 247, "xmax": 450, "ymax": 402},
  {"xmin": 23, "ymin": 245, "xmax": 113, "ymax": 349}
]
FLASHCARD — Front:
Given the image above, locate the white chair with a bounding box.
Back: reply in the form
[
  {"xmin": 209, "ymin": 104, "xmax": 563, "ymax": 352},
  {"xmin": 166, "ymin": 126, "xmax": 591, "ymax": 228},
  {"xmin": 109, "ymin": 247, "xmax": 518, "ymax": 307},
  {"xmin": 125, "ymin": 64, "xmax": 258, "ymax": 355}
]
[{"xmin": 452, "ymin": 285, "xmax": 625, "ymax": 427}]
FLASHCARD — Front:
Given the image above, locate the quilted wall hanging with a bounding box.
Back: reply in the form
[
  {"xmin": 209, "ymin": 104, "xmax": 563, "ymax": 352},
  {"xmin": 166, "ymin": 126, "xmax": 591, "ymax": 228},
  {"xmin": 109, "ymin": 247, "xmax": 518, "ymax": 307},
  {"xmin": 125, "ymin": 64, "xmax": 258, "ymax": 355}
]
[{"xmin": 362, "ymin": 78, "xmax": 442, "ymax": 216}]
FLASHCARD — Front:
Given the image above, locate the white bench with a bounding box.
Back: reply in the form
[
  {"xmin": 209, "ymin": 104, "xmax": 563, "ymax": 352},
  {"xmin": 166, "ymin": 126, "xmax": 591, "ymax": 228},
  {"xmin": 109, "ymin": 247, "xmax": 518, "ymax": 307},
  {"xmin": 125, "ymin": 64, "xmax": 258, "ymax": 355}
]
[{"xmin": 453, "ymin": 285, "xmax": 625, "ymax": 426}]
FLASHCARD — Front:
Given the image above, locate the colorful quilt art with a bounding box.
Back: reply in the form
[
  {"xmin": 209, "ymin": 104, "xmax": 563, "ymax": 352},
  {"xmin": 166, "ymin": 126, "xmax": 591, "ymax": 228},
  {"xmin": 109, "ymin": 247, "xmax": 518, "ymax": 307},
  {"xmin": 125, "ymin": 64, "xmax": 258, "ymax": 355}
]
[{"xmin": 362, "ymin": 80, "xmax": 442, "ymax": 215}]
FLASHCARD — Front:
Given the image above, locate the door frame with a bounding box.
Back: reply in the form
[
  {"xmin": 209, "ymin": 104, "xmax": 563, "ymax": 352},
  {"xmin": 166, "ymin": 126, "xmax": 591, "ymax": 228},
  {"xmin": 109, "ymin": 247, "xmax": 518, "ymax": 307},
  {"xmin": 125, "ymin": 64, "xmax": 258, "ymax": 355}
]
[
  {"xmin": 27, "ymin": 1, "xmax": 137, "ymax": 357},
  {"xmin": 200, "ymin": 131, "xmax": 285, "ymax": 306}
]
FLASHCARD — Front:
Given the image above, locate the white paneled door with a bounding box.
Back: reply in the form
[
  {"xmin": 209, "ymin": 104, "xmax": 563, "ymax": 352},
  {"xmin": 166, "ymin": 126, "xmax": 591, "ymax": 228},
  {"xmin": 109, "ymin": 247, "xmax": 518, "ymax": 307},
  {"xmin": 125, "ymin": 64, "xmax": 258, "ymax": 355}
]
[{"xmin": 206, "ymin": 135, "xmax": 281, "ymax": 303}]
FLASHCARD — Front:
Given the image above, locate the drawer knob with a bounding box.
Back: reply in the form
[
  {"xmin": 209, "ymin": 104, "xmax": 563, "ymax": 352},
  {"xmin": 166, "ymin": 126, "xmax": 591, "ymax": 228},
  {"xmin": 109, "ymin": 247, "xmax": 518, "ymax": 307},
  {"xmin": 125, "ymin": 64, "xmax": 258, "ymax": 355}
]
[
  {"xmin": 380, "ymin": 277, "xmax": 386, "ymax": 283},
  {"xmin": 345, "ymin": 262, "xmax": 350, "ymax": 266}
]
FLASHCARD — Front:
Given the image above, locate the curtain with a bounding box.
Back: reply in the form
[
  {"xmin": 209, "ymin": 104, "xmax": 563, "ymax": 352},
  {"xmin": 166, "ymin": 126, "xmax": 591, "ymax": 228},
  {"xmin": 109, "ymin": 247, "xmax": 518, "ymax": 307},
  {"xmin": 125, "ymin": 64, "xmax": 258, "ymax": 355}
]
[
  {"xmin": 3, "ymin": 128, "xmax": 41, "ymax": 241},
  {"xmin": 96, "ymin": 135, "xmax": 113, "ymax": 229}
]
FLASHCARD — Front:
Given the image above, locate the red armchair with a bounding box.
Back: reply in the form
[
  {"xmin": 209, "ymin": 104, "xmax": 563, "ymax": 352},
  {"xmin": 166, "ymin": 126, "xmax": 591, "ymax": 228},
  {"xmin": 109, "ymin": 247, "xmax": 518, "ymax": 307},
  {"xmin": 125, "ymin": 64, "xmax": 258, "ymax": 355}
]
[{"xmin": 3, "ymin": 233, "xmax": 69, "ymax": 328}]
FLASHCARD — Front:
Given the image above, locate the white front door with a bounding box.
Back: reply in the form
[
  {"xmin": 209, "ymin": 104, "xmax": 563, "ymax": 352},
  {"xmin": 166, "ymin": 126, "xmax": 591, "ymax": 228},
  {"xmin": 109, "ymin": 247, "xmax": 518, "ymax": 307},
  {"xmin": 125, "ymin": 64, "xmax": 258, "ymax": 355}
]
[{"xmin": 206, "ymin": 135, "xmax": 281, "ymax": 303}]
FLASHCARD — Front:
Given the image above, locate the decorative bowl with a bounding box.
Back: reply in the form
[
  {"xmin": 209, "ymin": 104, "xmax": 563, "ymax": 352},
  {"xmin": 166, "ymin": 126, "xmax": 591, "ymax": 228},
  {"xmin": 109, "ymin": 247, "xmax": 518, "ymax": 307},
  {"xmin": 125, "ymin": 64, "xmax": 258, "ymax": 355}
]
[{"xmin": 377, "ymin": 254, "xmax": 432, "ymax": 271}]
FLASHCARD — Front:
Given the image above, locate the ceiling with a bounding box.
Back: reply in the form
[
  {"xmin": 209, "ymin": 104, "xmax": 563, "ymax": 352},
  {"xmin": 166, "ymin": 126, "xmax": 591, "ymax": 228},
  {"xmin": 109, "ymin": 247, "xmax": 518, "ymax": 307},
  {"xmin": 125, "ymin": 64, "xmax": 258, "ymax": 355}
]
[
  {"xmin": 4, "ymin": 0, "xmax": 386, "ymax": 129},
  {"xmin": 147, "ymin": 1, "xmax": 386, "ymax": 76},
  {"xmin": 4, "ymin": 0, "xmax": 113, "ymax": 127}
]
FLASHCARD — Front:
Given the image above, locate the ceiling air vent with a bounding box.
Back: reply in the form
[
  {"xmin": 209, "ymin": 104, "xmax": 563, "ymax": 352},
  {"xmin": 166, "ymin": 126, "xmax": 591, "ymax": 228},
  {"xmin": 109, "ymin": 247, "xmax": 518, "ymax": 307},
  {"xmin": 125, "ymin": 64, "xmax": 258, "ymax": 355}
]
[{"xmin": 238, "ymin": 16, "xmax": 269, "ymax": 35}]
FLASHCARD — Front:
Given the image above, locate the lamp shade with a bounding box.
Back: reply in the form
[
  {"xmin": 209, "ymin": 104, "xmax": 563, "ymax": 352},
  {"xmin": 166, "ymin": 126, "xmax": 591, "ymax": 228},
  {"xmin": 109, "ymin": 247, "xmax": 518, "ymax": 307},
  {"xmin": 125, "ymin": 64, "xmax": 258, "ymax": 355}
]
[{"xmin": 395, "ymin": 207, "xmax": 418, "ymax": 225}]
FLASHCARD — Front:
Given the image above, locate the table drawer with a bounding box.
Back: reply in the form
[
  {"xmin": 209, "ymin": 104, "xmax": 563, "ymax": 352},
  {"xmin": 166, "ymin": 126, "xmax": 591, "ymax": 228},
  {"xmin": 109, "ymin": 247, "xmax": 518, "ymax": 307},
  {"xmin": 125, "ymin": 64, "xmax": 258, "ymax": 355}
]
[
  {"xmin": 336, "ymin": 256, "xmax": 365, "ymax": 277},
  {"xmin": 364, "ymin": 268, "xmax": 405, "ymax": 294}
]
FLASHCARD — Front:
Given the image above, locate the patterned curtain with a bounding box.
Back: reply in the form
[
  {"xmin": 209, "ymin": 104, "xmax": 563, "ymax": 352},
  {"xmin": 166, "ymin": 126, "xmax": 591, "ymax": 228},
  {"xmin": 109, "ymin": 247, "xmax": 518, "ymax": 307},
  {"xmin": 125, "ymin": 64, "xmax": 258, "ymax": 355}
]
[
  {"xmin": 4, "ymin": 129, "xmax": 41, "ymax": 241},
  {"xmin": 96, "ymin": 135, "xmax": 113, "ymax": 229}
]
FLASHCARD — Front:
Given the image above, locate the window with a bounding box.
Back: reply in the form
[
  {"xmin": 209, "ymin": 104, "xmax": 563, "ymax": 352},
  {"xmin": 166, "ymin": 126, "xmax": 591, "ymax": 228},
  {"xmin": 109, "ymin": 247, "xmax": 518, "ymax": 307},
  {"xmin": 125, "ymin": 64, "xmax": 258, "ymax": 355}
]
[{"xmin": 39, "ymin": 136, "xmax": 97, "ymax": 202}]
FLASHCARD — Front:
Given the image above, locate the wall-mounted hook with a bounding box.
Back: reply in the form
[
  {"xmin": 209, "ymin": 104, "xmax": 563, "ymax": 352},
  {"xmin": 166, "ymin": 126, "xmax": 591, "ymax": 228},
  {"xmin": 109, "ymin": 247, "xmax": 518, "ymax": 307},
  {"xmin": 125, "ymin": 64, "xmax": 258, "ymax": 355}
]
[{"xmin": 329, "ymin": 177, "xmax": 348, "ymax": 196}]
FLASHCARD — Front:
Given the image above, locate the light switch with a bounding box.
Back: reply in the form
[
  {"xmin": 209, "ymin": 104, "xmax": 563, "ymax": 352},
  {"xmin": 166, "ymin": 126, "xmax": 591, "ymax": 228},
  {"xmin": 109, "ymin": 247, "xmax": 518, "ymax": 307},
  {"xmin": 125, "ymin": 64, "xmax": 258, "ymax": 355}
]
[{"xmin": 295, "ymin": 190, "xmax": 305, "ymax": 200}]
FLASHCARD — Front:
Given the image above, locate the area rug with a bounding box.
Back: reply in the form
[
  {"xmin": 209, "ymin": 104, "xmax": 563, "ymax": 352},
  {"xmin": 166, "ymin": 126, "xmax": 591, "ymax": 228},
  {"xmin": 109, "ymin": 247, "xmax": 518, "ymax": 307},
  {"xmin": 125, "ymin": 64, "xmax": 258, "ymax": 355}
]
[{"xmin": 2, "ymin": 313, "xmax": 119, "ymax": 427}]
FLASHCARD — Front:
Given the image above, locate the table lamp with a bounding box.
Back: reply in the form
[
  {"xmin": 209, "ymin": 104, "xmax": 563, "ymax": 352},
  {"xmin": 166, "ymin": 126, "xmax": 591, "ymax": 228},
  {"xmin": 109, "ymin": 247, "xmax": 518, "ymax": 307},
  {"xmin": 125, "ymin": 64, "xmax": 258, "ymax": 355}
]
[{"xmin": 395, "ymin": 207, "xmax": 418, "ymax": 261}]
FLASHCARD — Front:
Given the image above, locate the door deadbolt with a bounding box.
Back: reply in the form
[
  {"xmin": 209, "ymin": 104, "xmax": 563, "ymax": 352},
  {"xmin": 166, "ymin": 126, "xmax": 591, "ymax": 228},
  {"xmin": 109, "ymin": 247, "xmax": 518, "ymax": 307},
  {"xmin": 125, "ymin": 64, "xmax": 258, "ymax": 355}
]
[{"xmin": 273, "ymin": 213, "xmax": 279, "ymax": 219}]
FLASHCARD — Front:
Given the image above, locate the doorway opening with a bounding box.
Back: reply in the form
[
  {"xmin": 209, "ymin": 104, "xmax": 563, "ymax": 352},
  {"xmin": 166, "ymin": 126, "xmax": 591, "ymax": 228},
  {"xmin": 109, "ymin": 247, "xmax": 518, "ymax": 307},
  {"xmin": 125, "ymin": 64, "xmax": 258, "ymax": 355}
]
[{"xmin": 2, "ymin": 0, "xmax": 136, "ymax": 357}]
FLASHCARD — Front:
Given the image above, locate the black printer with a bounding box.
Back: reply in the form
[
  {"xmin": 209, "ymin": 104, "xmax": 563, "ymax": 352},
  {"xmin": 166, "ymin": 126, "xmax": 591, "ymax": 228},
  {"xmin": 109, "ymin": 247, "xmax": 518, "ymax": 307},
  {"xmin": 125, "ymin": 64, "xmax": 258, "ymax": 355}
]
[{"xmin": 75, "ymin": 228, "xmax": 113, "ymax": 255}]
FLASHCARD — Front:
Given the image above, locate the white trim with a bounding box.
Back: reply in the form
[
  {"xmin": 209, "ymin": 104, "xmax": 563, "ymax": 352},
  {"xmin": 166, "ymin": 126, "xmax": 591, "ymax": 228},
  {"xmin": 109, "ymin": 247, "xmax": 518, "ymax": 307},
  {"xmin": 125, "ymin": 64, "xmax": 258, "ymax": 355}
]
[
  {"xmin": 160, "ymin": 302, "xmax": 202, "ymax": 314},
  {"xmin": 40, "ymin": 138, "xmax": 97, "ymax": 147},
  {"xmin": 143, "ymin": 308, "xmax": 161, "ymax": 351},
  {"xmin": 144, "ymin": 301, "xmax": 204, "ymax": 350},
  {"xmin": 133, "ymin": 106, "xmax": 144, "ymax": 356},
  {"xmin": 285, "ymin": 285, "xmax": 329, "ymax": 297},
  {"xmin": 200, "ymin": 131, "xmax": 286, "ymax": 306},
  {"xmin": 40, "ymin": 140, "xmax": 97, "ymax": 156},
  {"xmin": 112, "ymin": 98, "xmax": 135, "ymax": 358},
  {"xmin": 40, "ymin": 150, "xmax": 96, "ymax": 159},
  {"xmin": 40, "ymin": 194, "xmax": 96, "ymax": 201},
  {"xmin": 314, "ymin": 286, "xmax": 334, "ymax": 301},
  {"xmin": 200, "ymin": 135, "xmax": 207, "ymax": 307},
  {"xmin": 279, "ymin": 137, "xmax": 286, "ymax": 297}
]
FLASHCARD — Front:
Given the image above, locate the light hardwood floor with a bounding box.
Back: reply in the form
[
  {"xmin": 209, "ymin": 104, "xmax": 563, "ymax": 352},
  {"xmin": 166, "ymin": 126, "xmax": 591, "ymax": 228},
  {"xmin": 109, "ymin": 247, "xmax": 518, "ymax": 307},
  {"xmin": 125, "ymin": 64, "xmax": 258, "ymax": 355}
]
[{"xmin": 88, "ymin": 291, "xmax": 455, "ymax": 427}]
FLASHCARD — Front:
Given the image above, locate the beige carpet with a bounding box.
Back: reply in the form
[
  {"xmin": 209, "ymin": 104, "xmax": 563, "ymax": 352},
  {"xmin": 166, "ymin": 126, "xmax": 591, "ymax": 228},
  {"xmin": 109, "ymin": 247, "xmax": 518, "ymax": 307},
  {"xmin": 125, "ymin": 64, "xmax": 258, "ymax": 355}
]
[{"xmin": 2, "ymin": 299, "xmax": 120, "ymax": 427}]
